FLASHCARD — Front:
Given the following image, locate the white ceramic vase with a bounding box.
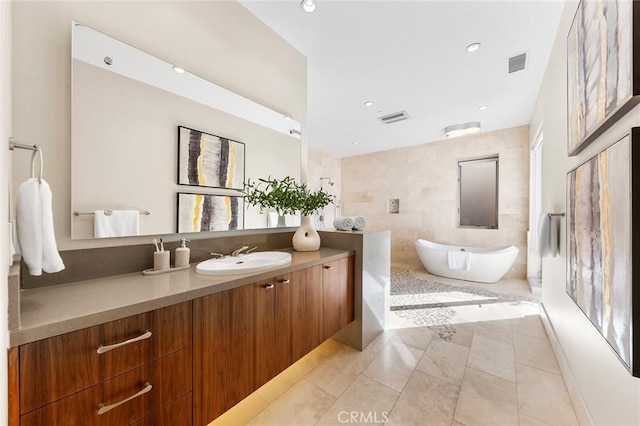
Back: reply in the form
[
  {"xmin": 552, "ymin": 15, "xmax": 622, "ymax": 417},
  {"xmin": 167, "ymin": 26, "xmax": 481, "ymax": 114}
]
[{"xmin": 292, "ymin": 215, "xmax": 320, "ymax": 251}]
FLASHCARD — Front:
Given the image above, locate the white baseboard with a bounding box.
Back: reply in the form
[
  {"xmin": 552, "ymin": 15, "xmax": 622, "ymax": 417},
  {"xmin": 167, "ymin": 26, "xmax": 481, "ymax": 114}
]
[{"xmin": 539, "ymin": 304, "xmax": 593, "ymax": 426}]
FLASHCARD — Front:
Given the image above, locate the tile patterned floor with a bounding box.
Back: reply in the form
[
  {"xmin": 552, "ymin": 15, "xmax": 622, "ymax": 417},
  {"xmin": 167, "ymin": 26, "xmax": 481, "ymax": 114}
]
[{"xmin": 211, "ymin": 268, "xmax": 579, "ymax": 426}]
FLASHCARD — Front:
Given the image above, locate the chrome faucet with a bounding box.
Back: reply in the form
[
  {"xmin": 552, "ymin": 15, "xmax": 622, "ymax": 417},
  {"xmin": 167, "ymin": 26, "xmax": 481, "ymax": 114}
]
[{"xmin": 230, "ymin": 246, "xmax": 250, "ymax": 257}]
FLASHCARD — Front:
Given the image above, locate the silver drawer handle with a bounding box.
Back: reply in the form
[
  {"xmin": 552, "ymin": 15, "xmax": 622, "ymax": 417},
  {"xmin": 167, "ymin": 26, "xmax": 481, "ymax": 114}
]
[
  {"xmin": 96, "ymin": 330, "xmax": 152, "ymax": 354},
  {"xmin": 97, "ymin": 382, "xmax": 152, "ymax": 415},
  {"xmin": 279, "ymin": 279, "xmax": 290, "ymax": 284},
  {"xmin": 323, "ymin": 265, "xmax": 333, "ymax": 270},
  {"xmin": 262, "ymin": 284, "xmax": 275, "ymax": 289}
]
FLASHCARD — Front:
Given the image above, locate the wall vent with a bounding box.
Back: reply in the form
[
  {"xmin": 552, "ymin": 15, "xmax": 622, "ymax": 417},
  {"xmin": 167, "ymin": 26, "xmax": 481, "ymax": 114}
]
[
  {"xmin": 508, "ymin": 52, "xmax": 527, "ymax": 73},
  {"xmin": 378, "ymin": 111, "xmax": 410, "ymax": 124}
]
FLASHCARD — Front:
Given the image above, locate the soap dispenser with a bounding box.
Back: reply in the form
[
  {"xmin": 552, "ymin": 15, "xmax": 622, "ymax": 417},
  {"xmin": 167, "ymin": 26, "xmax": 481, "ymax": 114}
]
[{"xmin": 175, "ymin": 239, "xmax": 190, "ymax": 267}]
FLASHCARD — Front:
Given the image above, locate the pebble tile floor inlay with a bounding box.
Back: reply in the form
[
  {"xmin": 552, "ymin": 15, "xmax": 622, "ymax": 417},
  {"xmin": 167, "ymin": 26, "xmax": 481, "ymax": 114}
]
[{"xmin": 210, "ymin": 266, "xmax": 579, "ymax": 426}]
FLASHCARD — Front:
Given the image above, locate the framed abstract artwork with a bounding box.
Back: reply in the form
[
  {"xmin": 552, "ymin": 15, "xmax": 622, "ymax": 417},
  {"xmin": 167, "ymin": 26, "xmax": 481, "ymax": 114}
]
[
  {"xmin": 567, "ymin": 0, "xmax": 640, "ymax": 156},
  {"xmin": 566, "ymin": 128, "xmax": 640, "ymax": 376},
  {"xmin": 177, "ymin": 192, "xmax": 244, "ymax": 233},
  {"xmin": 178, "ymin": 126, "xmax": 245, "ymax": 189}
]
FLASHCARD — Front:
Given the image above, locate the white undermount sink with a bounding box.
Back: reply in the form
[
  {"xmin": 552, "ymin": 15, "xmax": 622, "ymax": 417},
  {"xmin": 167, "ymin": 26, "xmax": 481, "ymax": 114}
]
[{"xmin": 196, "ymin": 251, "xmax": 292, "ymax": 275}]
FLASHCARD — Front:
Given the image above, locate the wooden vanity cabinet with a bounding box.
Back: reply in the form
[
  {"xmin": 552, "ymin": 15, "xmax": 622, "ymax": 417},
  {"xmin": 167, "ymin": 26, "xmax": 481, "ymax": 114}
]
[
  {"xmin": 194, "ymin": 256, "xmax": 354, "ymax": 425},
  {"xmin": 17, "ymin": 302, "xmax": 192, "ymax": 425}
]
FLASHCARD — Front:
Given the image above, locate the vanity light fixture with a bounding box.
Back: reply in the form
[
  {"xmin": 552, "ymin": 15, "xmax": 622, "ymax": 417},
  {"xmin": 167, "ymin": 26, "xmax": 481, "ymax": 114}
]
[
  {"xmin": 466, "ymin": 42, "xmax": 481, "ymax": 53},
  {"xmin": 364, "ymin": 101, "xmax": 374, "ymax": 107},
  {"xmin": 300, "ymin": 0, "xmax": 317, "ymax": 13},
  {"xmin": 478, "ymin": 105, "xmax": 488, "ymax": 111},
  {"xmin": 445, "ymin": 121, "xmax": 481, "ymax": 138},
  {"xmin": 172, "ymin": 65, "xmax": 185, "ymax": 74}
]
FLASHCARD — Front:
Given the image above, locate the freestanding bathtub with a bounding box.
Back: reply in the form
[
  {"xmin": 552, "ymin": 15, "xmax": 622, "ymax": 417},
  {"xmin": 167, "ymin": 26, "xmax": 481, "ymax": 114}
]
[{"xmin": 415, "ymin": 239, "xmax": 519, "ymax": 283}]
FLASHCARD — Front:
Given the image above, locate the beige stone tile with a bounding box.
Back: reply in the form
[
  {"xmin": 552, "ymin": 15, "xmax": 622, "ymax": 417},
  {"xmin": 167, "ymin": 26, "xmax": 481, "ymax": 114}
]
[
  {"xmin": 316, "ymin": 374, "xmax": 399, "ymax": 426},
  {"xmin": 513, "ymin": 332, "xmax": 560, "ymax": 374},
  {"xmin": 209, "ymin": 392, "xmax": 269, "ymax": 426},
  {"xmin": 392, "ymin": 326, "xmax": 435, "ymax": 350},
  {"xmin": 451, "ymin": 421, "xmax": 466, "ymax": 426},
  {"xmin": 519, "ymin": 413, "xmax": 551, "ymax": 426},
  {"xmin": 248, "ymin": 379, "xmax": 336, "ymax": 426},
  {"xmin": 512, "ymin": 315, "xmax": 547, "ymax": 339},
  {"xmin": 429, "ymin": 323, "xmax": 477, "ymax": 348},
  {"xmin": 386, "ymin": 371, "xmax": 460, "ymax": 426},
  {"xmin": 474, "ymin": 319, "xmax": 514, "ymax": 345},
  {"xmin": 516, "ymin": 364, "xmax": 579, "ymax": 426},
  {"xmin": 363, "ymin": 329, "xmax": 397, "ymax": 353},
  {"xmin": 362, "ymin": 338, "xmax": 424, "ymax": 392},
  {"xmin": 417, "ymin": 340, "xmax": 469, "ymax": 386},
  {"xmin": 467, "ymin": 334, "xmax": 516, "ymax": 382},
  {"xmin": 453, "ymin": 366, "xmax": 518, "ymax": 426},
  {"xmin": 305, "ymin": 363, "xmax": 357, "ymax": 398},
  {"xmin": 306, "ymin": 344, "xmax": 376, "ymax": 397}
]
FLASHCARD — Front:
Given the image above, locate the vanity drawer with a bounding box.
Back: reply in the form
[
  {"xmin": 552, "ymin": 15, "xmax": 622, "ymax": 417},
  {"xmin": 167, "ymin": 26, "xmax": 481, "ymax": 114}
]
[
  {"xmin": 19, "ymin": 301, "xmax": 192, "ymax": 414},
  {"xmin": 20, "ymin": 346, "xmax": 192, "ymax": 426}
]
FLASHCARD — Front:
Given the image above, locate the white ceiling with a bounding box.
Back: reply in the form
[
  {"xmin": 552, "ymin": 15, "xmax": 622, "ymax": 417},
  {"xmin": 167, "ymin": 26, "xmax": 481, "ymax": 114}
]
[{"xmin": 240, "ymin": 0, "xmax": 565, "ymax": 158}]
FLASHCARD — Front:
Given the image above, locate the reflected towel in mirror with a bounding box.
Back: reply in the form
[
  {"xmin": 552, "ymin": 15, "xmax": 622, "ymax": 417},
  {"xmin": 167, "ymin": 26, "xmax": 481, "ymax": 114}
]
[{"xmin": 94, "ymin": 210, "xmax": 140, "ymax": 238}]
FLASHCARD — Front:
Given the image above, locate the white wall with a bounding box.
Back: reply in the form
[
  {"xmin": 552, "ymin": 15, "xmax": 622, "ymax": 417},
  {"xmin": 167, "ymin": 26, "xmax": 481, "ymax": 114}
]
[
  {"xmin": 12, "ymin": 1, "xmax": 307, "ymax": 249},
  {"xmin": 0, "ymin": 1, "xmax": 11, "ymax": 423},
  {"xmin": 530, "ymin": 1, "xmax": 640, "ymax": 424}
]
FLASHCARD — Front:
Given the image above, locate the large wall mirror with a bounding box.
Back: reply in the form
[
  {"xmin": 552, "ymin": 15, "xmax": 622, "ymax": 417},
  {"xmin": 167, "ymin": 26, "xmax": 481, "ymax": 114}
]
[{"xmin": 71, "ymin": 22, "xmax": 302, "ymax": 240}]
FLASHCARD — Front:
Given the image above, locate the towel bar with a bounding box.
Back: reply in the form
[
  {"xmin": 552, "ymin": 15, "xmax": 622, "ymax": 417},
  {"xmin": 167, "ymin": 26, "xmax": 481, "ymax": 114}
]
[
  {"xmin": 9, "ymin": 137, "xmax": 44, "ymax": 182},
  {"xmin": 547, "ymin": 213, "xmax": 565, "ymax": 217},
  {"xmin": 74, "ymin": 209, "xmax": 150, "ymax": 216}
]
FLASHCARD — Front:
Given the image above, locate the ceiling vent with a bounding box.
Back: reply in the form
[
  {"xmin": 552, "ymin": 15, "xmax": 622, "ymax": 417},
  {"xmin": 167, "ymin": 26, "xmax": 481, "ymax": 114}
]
[
  {"xmin": 508, "ymin": 52, "xmax": 527, "ymax": 73},
  {"xmin": 378, "ymin": 111, "xmax": 410, "ymax": 124}
]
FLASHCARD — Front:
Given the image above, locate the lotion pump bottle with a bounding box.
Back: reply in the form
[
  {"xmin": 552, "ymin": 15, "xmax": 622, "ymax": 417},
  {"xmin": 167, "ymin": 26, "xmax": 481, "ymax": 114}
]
[{"xmin": 175, "ymin": 239, "xmax": 190, "ymax": 267}]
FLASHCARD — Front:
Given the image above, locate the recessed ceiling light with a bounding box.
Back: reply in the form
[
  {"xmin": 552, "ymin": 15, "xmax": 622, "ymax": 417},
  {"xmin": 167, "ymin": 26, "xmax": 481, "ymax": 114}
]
[
  {"xmin": 353, "ymin": 142, "xmax": 359, "ymax": 145},
  {"xmin": 172, "ymin": 65, "xmax": 185, "ymax": 74},
  {"xmin": 364, "ymin": 101, "xmax": 374, "ymax": 107},
  {"xmin": 466, "ymin": 42, "xmax": 481, "ymax": 53},
  {"xmin": 478, "ymin": 105, "xmax": 488, "ymax": 111},
  {"xmin": 300, "ymin": 0, "xmax": 317, "ymax": 13},
  {"xmin": 445, "ymin": 121, "xmax": 481, "ymax": 138},
  {"xmin": 283, "ymin": 115, "xmax": 292, "ymax": 121}
]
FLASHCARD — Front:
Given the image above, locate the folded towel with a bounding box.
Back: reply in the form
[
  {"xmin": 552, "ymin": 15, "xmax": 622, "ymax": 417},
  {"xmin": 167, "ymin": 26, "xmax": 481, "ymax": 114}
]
[
  {"xmin": 537, "ymin": 213, "xmax": 559, "ymax": 257},
  {"xmin": 333, "ymin": 216, "xmax": 355, "ymax": 231},
  {"xmin": 16, "ymin": 178, "xmax": 65, "ymax": 276},
  {"xmin": 94, "ymin": 210, "xmax": 140, "ymax": 238},
  {"xmin": 447, "ymin": 250, "xmax": 471, "ymax": 270},
  {"xmin": 352, "ymin": 216, "xmax": 366, "ymax": 231}
]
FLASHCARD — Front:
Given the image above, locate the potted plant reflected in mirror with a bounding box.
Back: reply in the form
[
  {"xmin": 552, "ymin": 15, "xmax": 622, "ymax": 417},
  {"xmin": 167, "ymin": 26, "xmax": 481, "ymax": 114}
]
[{"xmin": 243, "ymin": 176, "xmax": 299, "ymax": 227}]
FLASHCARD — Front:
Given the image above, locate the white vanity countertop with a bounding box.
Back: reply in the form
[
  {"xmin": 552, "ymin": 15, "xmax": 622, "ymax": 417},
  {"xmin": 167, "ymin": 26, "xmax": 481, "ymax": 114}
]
[{"xmin": 11, "ymin": 247, "xmax": 353, "ymax": 347}]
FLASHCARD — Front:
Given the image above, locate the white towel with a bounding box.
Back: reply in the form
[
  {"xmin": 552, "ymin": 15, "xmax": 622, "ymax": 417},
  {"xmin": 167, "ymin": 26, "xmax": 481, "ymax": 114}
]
[
  {"xmin": 447, "ymin": 250, "xmax": 471, "ymax": 270},
  {"xmin": 94, "ymin": 210, "xmax": 140, "ymax": 238},
  {"xmin": 16, "ymin": 178, "xmax": 65, "ymax": 276},
  {"xmin": 352, "ymin": 216, "xmax": 366, "ymax": 231},
  {"xmin": 333, "ymin": 216, "xmax": 354, "ymax": 231},
  {"xmin": 40, "ymin": 180, "xmax": 65, "ymax": 273},
  {"xmin": 537, "ymin": 213, "xmax": 559, "ymax": 257}
]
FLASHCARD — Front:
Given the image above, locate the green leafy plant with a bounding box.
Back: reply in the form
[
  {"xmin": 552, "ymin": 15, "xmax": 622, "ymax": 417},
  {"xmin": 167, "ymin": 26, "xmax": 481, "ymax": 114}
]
[{"xmin": 243, "ymin": 176, "xmax": 334, "ymax": 217}]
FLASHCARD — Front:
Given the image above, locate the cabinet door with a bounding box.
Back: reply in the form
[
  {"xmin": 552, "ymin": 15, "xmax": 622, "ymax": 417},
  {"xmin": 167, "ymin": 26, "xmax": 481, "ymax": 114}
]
[
  {"xmin": 322, "ymin": 257, "xmax": 355, "ymax": 340},
  {"xmin": 291, "ymin": 266, "xmax": 323, "ymax": 361},
  {"xmin": 101, "ymin": 312, "xmax": 150, "ymax": 379},
  {"xmin": 254, "ymin": 278, "xmax": 286, "ymax": 387},
  {"xmin": 193, "ymin": 285, "xmax": 256, "ymax": 425},
  {"xmin": 132, "ymin": 393, "xmax": 193, "ymax": 426}
]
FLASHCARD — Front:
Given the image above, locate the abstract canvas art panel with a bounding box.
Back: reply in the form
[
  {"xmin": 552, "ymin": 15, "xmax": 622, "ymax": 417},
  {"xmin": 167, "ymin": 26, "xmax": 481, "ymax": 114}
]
[
  {"xmin": 177, "ymin": 193, "xmax": 243, "ymax": 233},
  {"xmin": 178, "ymin": 126, "xmax": 245, "ymax": 189},
  {"xmin": 567, "ymin": 130, "xmax": 640, "ymax": 376},
  {"xmin": 567, "ymin": 0, "xmax": 639, "ymax": 156}
]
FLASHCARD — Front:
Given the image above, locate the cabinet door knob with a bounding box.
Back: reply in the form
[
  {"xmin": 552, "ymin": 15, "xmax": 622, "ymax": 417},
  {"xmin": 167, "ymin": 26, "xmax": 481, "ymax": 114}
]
[
  {"xmin": 97, "ymin": 382, "xmax": 153, "ymax": 415},
  {"xmin": 323, "ymin": 265, "xmax": 333, "ymax": 270},
  {"xmin": 262, "ymin": 284, "xmax": 275, "ymax": 289},
  {"xmin": 279, "ymin": 279, "xmax": 290, "ymax": 284},
  {"xmin": 97, "ymin": 330, "xmax": 152, "ymax": 354}
]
